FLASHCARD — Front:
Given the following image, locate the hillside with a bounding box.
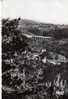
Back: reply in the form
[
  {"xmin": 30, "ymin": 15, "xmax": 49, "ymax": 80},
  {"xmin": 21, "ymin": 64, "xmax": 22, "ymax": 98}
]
[
  {"xmin": 18, "ymin": 19, "xmax": 68, "ymax": 38},
  {"xmin": 2, "ymin": 18, "xmax": 68, "ymax": 99}
]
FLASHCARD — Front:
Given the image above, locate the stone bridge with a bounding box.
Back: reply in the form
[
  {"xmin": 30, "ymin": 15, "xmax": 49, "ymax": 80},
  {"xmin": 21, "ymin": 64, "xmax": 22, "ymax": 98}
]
[
  {"xmin": 32, "ymin": 35, "xmax": 52, "ymax": 41},
  {"xmin": 22, "ymin": 33, "xmax": 53, "ymax": 48},
  {"xmin": 22, "ymin": 33, "xmax": 52, "ymax": 41}
]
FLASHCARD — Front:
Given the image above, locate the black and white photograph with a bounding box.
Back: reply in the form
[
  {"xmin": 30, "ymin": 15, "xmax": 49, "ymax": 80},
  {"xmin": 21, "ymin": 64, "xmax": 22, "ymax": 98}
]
[{"xmin": 1, "ymin": 0, "xmax": 68, "ymax": 99}]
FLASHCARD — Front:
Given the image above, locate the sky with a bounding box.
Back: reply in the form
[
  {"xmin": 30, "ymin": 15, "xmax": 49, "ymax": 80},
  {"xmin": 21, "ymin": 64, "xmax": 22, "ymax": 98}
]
[{"xmin": 1, "ymin": 0, "xmax": 68, "ymax": 24}]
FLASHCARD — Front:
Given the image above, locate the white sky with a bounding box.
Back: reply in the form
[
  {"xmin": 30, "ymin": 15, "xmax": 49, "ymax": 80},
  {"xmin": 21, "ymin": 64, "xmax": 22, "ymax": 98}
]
[{"xmin": 1, "ymin": 0, "xmax": 68, "ymax": 24}]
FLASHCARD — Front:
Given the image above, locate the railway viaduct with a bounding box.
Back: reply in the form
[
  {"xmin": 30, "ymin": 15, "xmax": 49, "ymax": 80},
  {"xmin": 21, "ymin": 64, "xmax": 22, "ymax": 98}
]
[{"xmin": 22, "ymin": 33, "xmax": 53, "ymax": 49}]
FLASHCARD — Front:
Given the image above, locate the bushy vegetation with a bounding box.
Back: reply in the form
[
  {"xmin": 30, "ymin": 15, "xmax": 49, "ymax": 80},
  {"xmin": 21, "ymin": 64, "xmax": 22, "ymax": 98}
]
[{"xmin": 2, "ymin": 18, "xmax": 68, "ymax": 99}]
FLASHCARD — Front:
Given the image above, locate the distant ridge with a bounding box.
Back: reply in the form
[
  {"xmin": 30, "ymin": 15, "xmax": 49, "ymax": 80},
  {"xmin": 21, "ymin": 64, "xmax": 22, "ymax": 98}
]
[{"xmin": 18, "ymin": 19, "xmax": 68, "ymax": 39}]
